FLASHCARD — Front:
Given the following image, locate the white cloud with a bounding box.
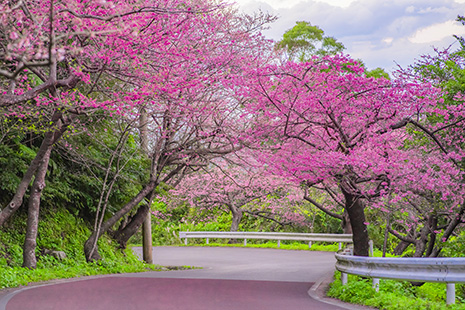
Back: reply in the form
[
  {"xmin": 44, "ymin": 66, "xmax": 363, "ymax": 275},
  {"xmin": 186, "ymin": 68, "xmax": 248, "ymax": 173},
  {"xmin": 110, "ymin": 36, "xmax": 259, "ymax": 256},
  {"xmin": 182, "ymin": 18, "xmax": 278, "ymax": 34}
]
[
  {"xmin": 314, "ymin": 0, "xmax": 356, "ymax": 7},
  {"xmin": 405, "ymin": 5, "xmax": 415, "ymax": 13},
  {"xmin": 233, "ymin": 0, "xmax": 465, "ymax": 71},
  {"xmin": 383, "ymin": 37, "xmax": 394, "ymax": 44},
  {"xmin": 409, "ymin": 20, "xmax": 465, "ymax": 44}
]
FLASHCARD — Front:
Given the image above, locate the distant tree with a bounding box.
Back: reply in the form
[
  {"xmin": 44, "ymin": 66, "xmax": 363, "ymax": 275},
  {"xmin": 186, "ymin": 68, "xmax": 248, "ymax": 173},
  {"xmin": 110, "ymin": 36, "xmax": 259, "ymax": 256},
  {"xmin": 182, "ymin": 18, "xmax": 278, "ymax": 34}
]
[
  {"xmin": 170, "ymin": 153, "xmax": 305, "ymax": 232},
  {"xmin": 276, "ymin": 21, "xmax": 345, "ymax": 61}
]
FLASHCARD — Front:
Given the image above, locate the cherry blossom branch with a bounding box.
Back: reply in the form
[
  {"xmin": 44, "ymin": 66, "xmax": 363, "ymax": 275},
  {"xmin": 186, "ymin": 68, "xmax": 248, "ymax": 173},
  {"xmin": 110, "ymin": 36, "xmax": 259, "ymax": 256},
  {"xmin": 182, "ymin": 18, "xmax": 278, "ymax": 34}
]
[
  {"xmin": 244, "ymin": 210, "xmax": 294, "ymax": 227},
  {"xmin": 59, "ymin": 5, "xmax": 218, "ymax": 22},
  {"xmin": 304, "ymin": 195, "xmax": 343, "ymax": 220},
  {"xmin": 388, "ymin": 227, "xmax": 416, "ymax": 244}
]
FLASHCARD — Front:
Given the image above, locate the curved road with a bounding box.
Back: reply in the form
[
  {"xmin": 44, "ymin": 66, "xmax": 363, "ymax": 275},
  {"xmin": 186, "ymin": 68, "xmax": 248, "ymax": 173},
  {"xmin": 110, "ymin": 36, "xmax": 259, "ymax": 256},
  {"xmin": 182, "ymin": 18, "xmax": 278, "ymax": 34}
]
[{"xmin": 1, "ymin": 247, "xmax": 365, "ymax": 310}]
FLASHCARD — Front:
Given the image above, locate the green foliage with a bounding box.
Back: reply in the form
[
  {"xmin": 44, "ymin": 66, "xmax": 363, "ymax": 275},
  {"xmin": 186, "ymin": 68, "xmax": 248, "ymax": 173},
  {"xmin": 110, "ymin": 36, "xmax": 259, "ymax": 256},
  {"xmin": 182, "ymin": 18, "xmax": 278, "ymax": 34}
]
[
  {"xmin": 0, "ymin": 142, "xmax": 36, "ymax": 200},
  {"xmin": 440, "ymin": 231, "xmax": 465, "ymax": 257},
  {"xmin": 366, "ymin": 67, "xmax": 390, "ymax": 79},
  {"xmin": 181, "ymin": 241, "xmax": 339, "ymax": 251},
  {"xmin": 0, "ymin": 208, "xmax": 158, "ymax": 289},
  {"xmin": 276, "ymin": 21, "xmax": 345, "ymax": 61},
  {"xmin": 328, "ymin": 272, "xmax": 465, "ymax": 310}
]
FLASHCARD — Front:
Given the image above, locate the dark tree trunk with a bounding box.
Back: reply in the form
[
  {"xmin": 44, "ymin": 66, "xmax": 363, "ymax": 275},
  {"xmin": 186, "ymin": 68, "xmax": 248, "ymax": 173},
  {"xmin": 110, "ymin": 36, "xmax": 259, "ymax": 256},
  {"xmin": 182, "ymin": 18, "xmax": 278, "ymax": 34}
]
[
  {"xmin": 393, "ymin": 241, "xmax": 410, "ymax": 256},
  {"xmin": 0, "ymin": 113, "xmax": 66, "ymax": 226},
  {"xmin": 23, "ymin": 145, "xmax": 52, "ymax": 269},
  {"xmin": 230, "ymin": 205, "xmax": 243, "ymax": 232},
  {"xmin": 139, "ymin": 107, "xmax": 153, "ymax": 264},
  {"xmin": 425, "ymin": 216, "xmax": 437, "ymax": 257},
  {"xmin": 341, "ymin": 189, "xmax": 369, "ymax": 256},
  {"xmin": 113, "ymin": 204, "xmax": 150, "ymax": 249},
  {"xmin": 430, "ymin": 204, "xmax": 465, "ymax": 257},
  {"xmin": 413, "ymin": 225, "xmax": 429, "ymax": 257},
  {"xmin": 84, "ymin": 180, "xmax": 157, "ymax": 262},
  {"xmin": 393, "ymin": 227, "xmax": 415, "ymax": 256},
  {"xmin": 84, "ymin": 234, "xmax": 102, "ymax": 262}
]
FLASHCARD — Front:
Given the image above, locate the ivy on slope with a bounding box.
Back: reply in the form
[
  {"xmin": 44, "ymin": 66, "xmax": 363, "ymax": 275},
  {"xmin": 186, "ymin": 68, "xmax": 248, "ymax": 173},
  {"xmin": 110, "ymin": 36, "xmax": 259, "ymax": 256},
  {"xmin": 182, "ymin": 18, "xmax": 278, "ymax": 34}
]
[{"xmin": 0, "ymin": 208, "xmax": 158, "ymax": 289}]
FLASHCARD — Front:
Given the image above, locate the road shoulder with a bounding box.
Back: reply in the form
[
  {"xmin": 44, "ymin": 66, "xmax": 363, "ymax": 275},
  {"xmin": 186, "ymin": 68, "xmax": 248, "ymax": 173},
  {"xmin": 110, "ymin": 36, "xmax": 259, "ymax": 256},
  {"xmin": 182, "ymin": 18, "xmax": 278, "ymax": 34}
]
[{"xmin": 309, "ymin": 272, "xmax": 378, "ymax": 310}]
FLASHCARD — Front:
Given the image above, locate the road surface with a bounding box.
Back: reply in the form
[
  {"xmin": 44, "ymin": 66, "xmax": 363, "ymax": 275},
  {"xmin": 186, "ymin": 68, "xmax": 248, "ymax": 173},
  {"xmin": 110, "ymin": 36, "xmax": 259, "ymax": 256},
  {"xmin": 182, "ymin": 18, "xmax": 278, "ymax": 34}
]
[{"xmin": 0, "ymin": 246, "xmax": 369, "ymax": 310}]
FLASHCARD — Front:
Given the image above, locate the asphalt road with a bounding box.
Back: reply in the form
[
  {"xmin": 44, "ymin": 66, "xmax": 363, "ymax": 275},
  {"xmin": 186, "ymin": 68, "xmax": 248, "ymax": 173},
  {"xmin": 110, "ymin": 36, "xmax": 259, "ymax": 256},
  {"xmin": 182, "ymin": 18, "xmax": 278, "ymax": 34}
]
[{"xmin": 0, "ymin": 247, "xmax": 366, "ymax": 310}]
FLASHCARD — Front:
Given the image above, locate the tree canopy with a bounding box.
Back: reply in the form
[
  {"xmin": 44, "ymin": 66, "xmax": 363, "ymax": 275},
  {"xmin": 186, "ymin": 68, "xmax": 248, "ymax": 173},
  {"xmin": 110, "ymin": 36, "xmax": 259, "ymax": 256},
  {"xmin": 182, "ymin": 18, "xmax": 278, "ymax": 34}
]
[{"xmin": 276, "ymin": 21, "xmax": 345, "ymax": 61}]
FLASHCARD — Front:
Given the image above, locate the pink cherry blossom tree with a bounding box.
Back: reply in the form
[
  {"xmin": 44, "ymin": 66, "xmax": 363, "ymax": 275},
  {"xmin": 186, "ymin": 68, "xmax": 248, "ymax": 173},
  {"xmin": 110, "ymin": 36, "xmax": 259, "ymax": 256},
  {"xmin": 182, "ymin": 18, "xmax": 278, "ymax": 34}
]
[
  {"xmin": 381, "ymin": 44, "xmax": 465, "ymax": 257},
  {"xmin": 240, "ymin": 55, "xmax": 441, "ymax": 256},
  {"xmin": 169, "ymin": 151, "xmax": 307, "ymax": 232},
  {"xmin": 79, "ymin": 5, "xmax": 276, "ymax": 261},
  {"xmin": 0, "ymin": 0, "xmax": 276, "ymax": 266}
]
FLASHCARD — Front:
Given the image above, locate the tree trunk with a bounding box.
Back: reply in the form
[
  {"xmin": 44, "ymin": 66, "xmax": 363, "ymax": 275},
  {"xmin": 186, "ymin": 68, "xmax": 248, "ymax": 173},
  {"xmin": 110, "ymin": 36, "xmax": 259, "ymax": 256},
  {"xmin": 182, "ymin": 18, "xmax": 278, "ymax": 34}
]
[
  {"xmin": 341, "ymin": 189, "xmax": 369, "ymax": 256},
  {"xmin": 425, "ymin": 216, "xmax": 437, "ymax": 257},
  {"xmin": 113, "ymin": 204, "xmax": 150, "ymax": 249},
  {"xmin": 382, "ymin": 215, "xmax": 390, "ymax": 257},
  {"xmin": 84, "ymin": 233, "xmax": 102, "ymax": 262},
  {"xmin": 84, "ymin": 180, "xmax": 157, "ymax": 262},
  {"xmin": 22, "ymin": 145, "xmax": 52, "ymax": 269},
  {"xmin": 430, "ymin": 204, "xmax": 465, "ymax": 257},
  {"xmin": 0, "ymin": 113, "xmax": 66, "ymax": 226},
  {"xmin": 139, "ymin": 107, "xmax": 152, "ymax": 264},
  {"xmin": 413, "ymin": 225, "xmax": 429, "ymax": 257},
  {"xmin": 342, "ymin": 210, "xmax": 352, "ymax": 234},
  {"xmin": 230, "ymin": 205, "xmax": 243, "ymax": 232},
  {"xmin": 393, "ymin": 241, "xmax": 411, "ymax": 256},
  {"xmin": 392, "ymin": 227, "xmax": 415, "ymax": 256}
]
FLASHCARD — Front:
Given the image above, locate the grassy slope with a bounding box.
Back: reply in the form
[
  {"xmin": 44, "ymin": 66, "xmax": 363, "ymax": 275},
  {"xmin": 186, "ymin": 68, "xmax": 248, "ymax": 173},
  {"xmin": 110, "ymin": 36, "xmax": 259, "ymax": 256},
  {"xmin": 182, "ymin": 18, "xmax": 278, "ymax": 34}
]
[{"xmin": 0, "ymin": 208, "xmax": 159, "ymax": 289}]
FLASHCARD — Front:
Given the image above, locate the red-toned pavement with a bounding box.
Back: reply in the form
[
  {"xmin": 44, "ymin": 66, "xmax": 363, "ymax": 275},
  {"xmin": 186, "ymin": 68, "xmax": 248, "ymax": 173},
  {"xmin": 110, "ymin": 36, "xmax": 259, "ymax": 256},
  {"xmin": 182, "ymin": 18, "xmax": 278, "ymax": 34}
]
[
  {"xmin": 5, "ymin": 277, "xmax": 347, "ymax": 310},
  {"xmin": 1, "ymin": 247, "xmax": 370, "ymax": 310}
]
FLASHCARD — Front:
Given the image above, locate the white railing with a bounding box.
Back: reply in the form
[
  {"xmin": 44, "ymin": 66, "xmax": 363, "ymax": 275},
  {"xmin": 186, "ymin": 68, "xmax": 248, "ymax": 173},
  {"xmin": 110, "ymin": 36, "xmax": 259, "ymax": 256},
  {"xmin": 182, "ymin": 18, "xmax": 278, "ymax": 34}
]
[
  {"xmin": 335, "ymin": 252, "xmax": 465, "ymax": 305},
  {"xmin": 179, "ymin": 231, "xmax": 353, "ymax": 249}
]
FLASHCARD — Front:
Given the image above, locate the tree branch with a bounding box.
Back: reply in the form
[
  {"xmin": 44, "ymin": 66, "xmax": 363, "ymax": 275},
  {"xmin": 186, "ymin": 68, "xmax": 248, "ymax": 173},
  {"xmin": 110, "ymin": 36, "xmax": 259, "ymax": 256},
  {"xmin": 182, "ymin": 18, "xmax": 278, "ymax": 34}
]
[{"xmin": 304, "ymin": 195, "xmax": 343, "ymax": 220}]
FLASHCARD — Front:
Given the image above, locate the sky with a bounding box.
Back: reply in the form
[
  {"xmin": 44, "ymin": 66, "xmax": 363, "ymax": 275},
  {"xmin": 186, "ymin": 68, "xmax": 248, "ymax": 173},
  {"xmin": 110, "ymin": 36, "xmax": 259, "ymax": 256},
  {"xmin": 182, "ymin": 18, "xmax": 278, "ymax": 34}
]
[{"xmin": 232, "ymin": 0, "xmax": 465, "ymax": 72}]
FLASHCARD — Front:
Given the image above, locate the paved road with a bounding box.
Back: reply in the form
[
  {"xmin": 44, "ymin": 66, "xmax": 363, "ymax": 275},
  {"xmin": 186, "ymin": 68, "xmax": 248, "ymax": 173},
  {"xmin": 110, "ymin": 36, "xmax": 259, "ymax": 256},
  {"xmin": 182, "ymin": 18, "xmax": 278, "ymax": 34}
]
[{"xmin": 1, "ymin": 247, "xmax": 362, "ymax": 310}]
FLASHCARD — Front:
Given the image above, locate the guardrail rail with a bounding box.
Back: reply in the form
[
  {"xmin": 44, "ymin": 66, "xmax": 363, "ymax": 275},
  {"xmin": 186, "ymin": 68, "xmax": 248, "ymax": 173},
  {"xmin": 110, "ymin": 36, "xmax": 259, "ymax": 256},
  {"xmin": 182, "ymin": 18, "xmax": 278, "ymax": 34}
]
[
  {"xmin": 335, "ymin": 253, "xmax": 465, "ymax": 305},
  {"xmin": 179, "ymin": 231, "xmax": 353, "ymax": 249}
]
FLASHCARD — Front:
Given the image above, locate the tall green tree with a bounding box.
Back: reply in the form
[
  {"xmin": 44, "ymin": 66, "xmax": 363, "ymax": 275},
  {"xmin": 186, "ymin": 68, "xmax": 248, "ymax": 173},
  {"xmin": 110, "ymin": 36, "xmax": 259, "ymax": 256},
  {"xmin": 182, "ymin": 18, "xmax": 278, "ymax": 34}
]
[
  {"xmin": 276, "ymin": 21, "xmax": 388, "ymax": 78},
  {"xmin": 276, "ymin": 21, "xmax": 345, "ymax": 61}
]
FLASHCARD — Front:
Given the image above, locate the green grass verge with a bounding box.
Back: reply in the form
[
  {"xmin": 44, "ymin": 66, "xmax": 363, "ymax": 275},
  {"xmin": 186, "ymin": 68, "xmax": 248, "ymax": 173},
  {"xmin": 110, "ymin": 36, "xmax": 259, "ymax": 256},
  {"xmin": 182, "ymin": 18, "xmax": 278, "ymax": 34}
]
[
  {"xmin": 175, "ymin": 241, "xmax": 340, "ymax": 252},
  {"xmin": 0, "ymin": 251, "xmax": 163, "ymax": 289},
  {"xmin": 328, "ymin": 271, "xmax": 465, "ymax": 310},
  {"xmin": 0, "ymin": 208, "xmax": 164, "ymax": 289}
]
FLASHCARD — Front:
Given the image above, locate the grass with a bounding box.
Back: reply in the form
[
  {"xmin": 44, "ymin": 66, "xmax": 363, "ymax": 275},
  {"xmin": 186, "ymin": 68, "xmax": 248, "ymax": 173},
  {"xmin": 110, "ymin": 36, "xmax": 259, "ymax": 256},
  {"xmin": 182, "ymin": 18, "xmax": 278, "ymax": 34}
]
[
  {"xmin": 173, "ymin": 240, "xmax": 341, "ymax": 252},
  {"xmin": 0, "ymin": 252, "xmax": 163, "ymax": 289},
  {"xmin": 0, "ymin": 208, "xmax": 166, "ymax": 289},
  {"xmin": 328, "ymin": 271, "xmax": 465, "ymax": 310}
]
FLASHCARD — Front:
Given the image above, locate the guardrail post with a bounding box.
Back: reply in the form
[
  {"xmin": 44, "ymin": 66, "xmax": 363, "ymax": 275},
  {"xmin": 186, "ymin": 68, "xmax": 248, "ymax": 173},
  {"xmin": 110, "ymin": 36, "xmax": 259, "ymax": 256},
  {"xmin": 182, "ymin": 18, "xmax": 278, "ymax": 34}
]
[
  {"xmin": 446, "ymin": 283, "xmax": 455, "ymax": 305},
  {"xmin": 308, "ymin": 241, "xmax": 312, "ymax": 249},
  {"xmin": 369, "ymin": 240, "xmax": 374, "ymax": 257},
  {"xmin": 184, "ymin": 238, "xmax": 187, "ymax": 245},
  {"xmin": 206, "ymin": 238, "xmax": 209, "ymax": 244},
  {"xmin": 372, "ymin": 278, "xmax": 380, "ymax": 292},
  {"xmin": 244, "ymin": 239, "xmax": 247, "ymax": 246},
  {"xmin": 277, "ymin": 240, "xmax": 281, "ymax": 248},
  {"xmin": 338, "ymin": 242, "xmax": 342, "ymax": 250},
  {"xmin": 341, "ymin": 272, "xmax": 348, "ymax": 286}
]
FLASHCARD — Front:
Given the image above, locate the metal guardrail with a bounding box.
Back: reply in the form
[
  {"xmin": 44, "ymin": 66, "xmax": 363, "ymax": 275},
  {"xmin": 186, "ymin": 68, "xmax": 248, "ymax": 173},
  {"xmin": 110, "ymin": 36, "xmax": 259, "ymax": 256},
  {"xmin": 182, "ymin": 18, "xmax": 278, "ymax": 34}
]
[
  {"xmin": 335, "ymin": 253, "xmax": 465, "ymax": 305},
  {"xmin": 179, "ymin": 231, "xmax": 353, "ymax": 249}
]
